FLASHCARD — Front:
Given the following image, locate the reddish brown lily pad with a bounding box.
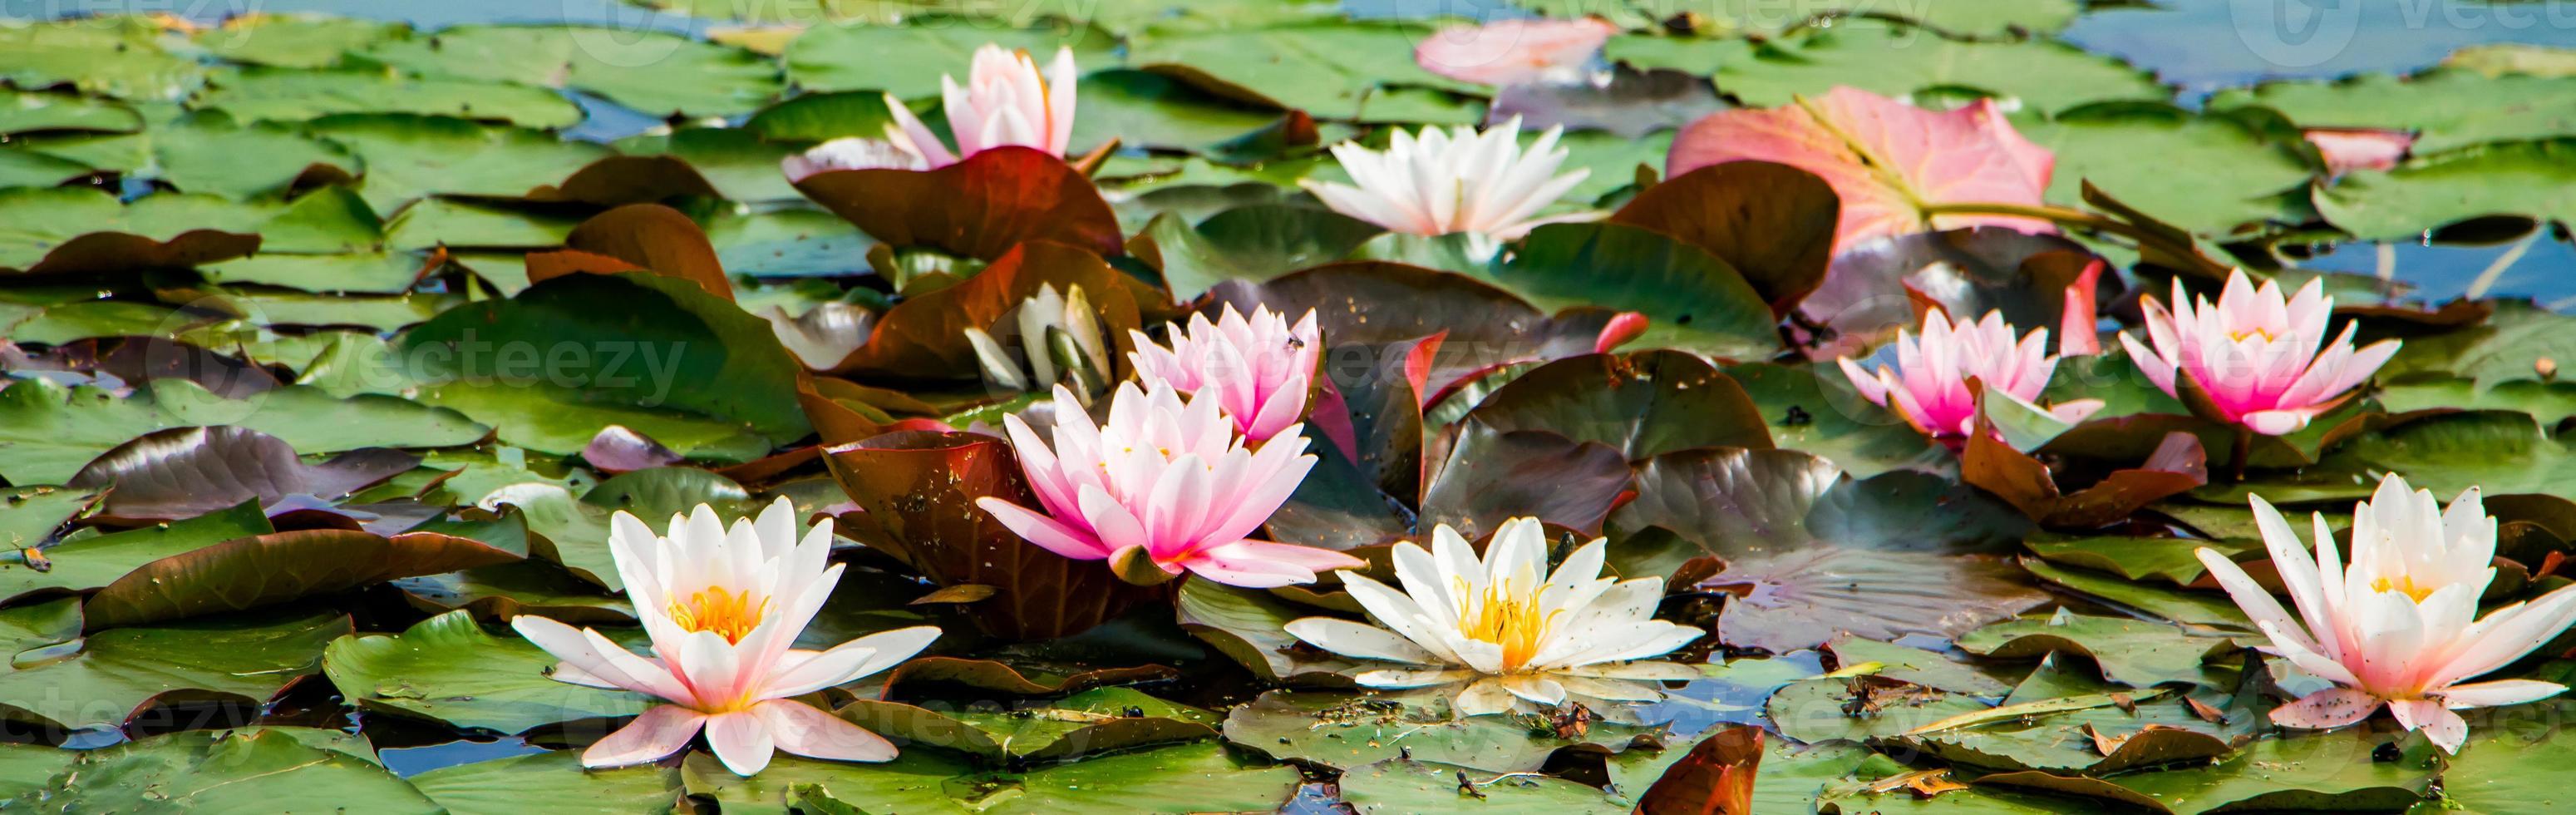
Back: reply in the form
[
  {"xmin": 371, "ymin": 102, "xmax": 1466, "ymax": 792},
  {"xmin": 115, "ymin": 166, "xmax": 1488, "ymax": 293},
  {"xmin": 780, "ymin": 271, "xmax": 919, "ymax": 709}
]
[
  {"xmin": 825, "ymin": 241, "xmax": 1141, "ymax": 379},
  {"xmin": 83, "ymin": 529, "xmax": 520, "ymax": 629},
  {"xmin": 1419, "ymin": 422, "xmax": 1633, "ymax": 541},
  {"xmin": 71, "ymin": 426, "xmax": 419, "ymax": 523},
  {"xmin": 1465, "ymin": 349, "xmax": 1773, "ymax": 461},
  {"xmin": 791, "ymin": 146, "xmax": 1123, "ymax": 260},
  {"xmin": 820, "ymin": 431, "xmax": 1170, "ymax": 640},
  {"xmin": 1207, "ymin": 261, "xmax": 1618, "ymax": 406},
  {"xmin": 1636, "ymin": 725, "xmax": 1764, "ymax": 815}
]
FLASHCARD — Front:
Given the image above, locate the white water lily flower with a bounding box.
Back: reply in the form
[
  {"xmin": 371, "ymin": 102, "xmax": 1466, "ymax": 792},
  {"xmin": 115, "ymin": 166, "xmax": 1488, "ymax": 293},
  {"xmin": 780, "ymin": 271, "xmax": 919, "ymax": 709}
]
[
  {"xmin": 1300, "ymin": 116, "xmax": 1591, "ymax": 242},
  {"xmin": 2197, "ymin": 474, "xmax": 2576, "ymax": 753},
  {"xmin": 761, "ymin": 301, "xmax": 874, "ymax": 370},
  {"xmin": 513, "ymin": 498, "xmax": 941, "ymax": 776},
  {"xmin": 1285, "ymin": 517, "xmax": 1703, "ymax": 716},
  {"xmin": 963, "ymin": 283, "xmax": 1113, "ymax": 401}
]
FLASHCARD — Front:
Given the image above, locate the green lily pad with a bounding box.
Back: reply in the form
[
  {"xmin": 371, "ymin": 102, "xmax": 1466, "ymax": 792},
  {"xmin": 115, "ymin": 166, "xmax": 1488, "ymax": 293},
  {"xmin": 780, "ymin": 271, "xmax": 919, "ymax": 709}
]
[
  {"xmin": 2313, "ymin": 140, "xmax": 2576, "ymax": 240},
  {"xmin": 785, "ymin": 17, "xmax": 1122, "ymax": 98},
  {"xmin": 0, "ymin": 17, "xmax": 205, "ymax": 101},
  {"xmin": 1133, "ymin": 205, "xmax": 1384, "ymax": 301},
  {"xmin": 1072, "ymin": 69, "xmax": 1301, "ymax": 154},
  {"xmin": 1465, "ymin": 350, "xmax": 1771, "ymax": 462},
  {"xmin": 197, "ymin": 65, "xmax": 584, "ymax": 130},
  {"xmin": 2012, "ymin": 103, "xmax": 2314, "ymax": 235},
  {"xmin": 322, "ymin": 609, "xmax": 652, "ymax": 734},
  {"xmin": 1339, "ymin": 756, "xmax": 1628, "ymax": 813},
  {"xmin": 838, "ymin": 687, "xmax": 1220, "ymax": 762},
  {"xmin": 2018, "ymin": 556, "xmax": 2253, "ymax": 631},
  {"xmin": 392, "ymin": 558, "xmax": 637, "ymax": 625},
  {"xmin": 0, "ymin": 377, "xmax": 489, "ymax": 487},
  {"xmin": 0, "ymin": 501, "xmax": 272, "ymax": 603},
  {"xmin": 682, "ymin": 741, "xmax": 1301, "ymax": 814},
  {"xmin": 1955, "ymin": 610, "xmax": 2239, "ymax": 688},
  {"xmin": 3, "ymin": 727, "xmax": 438, "ymax": 813},
  {"xmin": 1222, "ymin": 689, "xmax": 1654, "ymax": 773},
  {"xmin": 409, "ymin": 748, "xmax": 682, "ymax": 815},
  {"xmin": 2211, "ymin": 69, "xmax": 2576, "ymax": 155},
  {"xmin": 0, "ymin": 487, "xmax": 97, "ymax": 549},
  {"xmin": 1722, "ymin": 361, "xmax": 1941, "ymax": 478},
  {"xmin": 193, "ymin": 14, "xmax": 405, "ymax": 68},
  {"xmin": 394, "ymin": 271, "xmax": 809, "ymax": 459},
  {"xmin": 0, "ymin": 607, "xmax": 351, "ymax": 731},
  {"xmin": 1766, "ymin": 676, "xmax": 1989, "ymax": 743},
  {"xmin": 1703, "ymin": 18, "xmax": 2166, "ymax": 116},
  {"xmin": 2434, "ymin": 704, "xmax": 2576, "ymax": 813},
  {"xmin": 1982, "ymin": 729, "xmax": 2437, "ymax": 813},
  {"xmin": 1175, "ymin": 576, "xmax": 1357, "ymax": 683},
  {"xmin": 2025, "ymin": 534, "xmax": 2258, "ymax": 585},
  {"xmin": 0, "ymin": 186, "xmax": 264, "ymax": 274},
  {"xmin": 1129, "ymin": 22, "xmax": 1479, "ymax": 121},
  {"xmin": 356, "ymin": 25, "xmax": 784, "ymax": 117},
  {"xmin": 0, "ymin": 88, "xmax": 143, "ymax": 135},
  {"xmin": 303, "ymin": 114, "xmax": 613, "ymax": 212},
  {"xmin": 1493, "ymin": 223, "xmax": 1780, "ymax": 359},
  {"xmin": 1825, "ymin": 638, "xmax": 2015, "ymax": 697}
]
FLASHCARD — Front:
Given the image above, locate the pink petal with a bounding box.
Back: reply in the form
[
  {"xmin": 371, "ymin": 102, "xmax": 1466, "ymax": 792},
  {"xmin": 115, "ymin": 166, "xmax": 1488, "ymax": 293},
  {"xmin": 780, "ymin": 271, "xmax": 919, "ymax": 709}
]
[
  {"xmin": 2440, "ymin": 679, "xmax": 2567, "ymax": 709},
  {"xmin": 2269, "ymin": 687, "xmax": 2381, "ymax": 730},
  {"xmin": 2304, "ymin": 128, "xmax": 2414, "ymax": 175},
  {"xmin": 2241, "ymin": 408, "xmax": 2316, "ymax": 436},
  {"xmin": 580, "ymin": 705, "xmax": 705, "ymax": 768},
  {"xmin": 753, "ymin": 699, "xmax": 899, "ymax": 763},
  {"xmin": 2389, "ymin": 699, "xmax": 2469, "ymax": 753},
  {"xmin": 1669, "ymin": 86, "xmax": 2054, "ymax": 255},
  {"xmin": 706, "ymin": 710, "xmax": 779, "ymax": 777},
  {"xmin": 978, "ymin": 497, "xmax": 1110, "ymax": 560}
]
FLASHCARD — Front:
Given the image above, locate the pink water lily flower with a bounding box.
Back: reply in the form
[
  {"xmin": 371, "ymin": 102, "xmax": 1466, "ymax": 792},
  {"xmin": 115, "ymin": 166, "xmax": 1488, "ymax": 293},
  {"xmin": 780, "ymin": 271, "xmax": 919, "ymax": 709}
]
[
  {"xmin": 513, "ymin": 498, "xmax": 941, "ymax": 777},
  {"xmin": 2119, "ymin": 270, "xmax": 2400, "ymax": 435},
  {"xmin": 1837, "ymin": 309, "xmax": 2102, "ymax": 440},
  {"xmin": 1413, "ymin": 17, "xmax": 1618, "ymax": 86},
  {"xmin": 882, "ymin": 44, "xmax": 1078, "ymax": 168},
  {"xmin": 2197, "ymin": 475, "xmax": 2576, "ymax": 753},
  {"xmin": 1302, "ymin": 116, "xmax": 1591, "ymax": 241},
  {"xmin": 1128, "ymin": 304, "xmax": 1321, "ymax": 442},
  {"xmin": 977, "ymin": 382, "xmax": 1365, "ymax": 588}
]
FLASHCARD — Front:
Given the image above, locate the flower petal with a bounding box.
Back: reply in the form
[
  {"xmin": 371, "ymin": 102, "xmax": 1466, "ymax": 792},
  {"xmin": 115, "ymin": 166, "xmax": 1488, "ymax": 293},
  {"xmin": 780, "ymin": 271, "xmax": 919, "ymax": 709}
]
[
  {"xmin": 706, "ymin": 709, "xmax": 778, "ymax": 777},
  {"xmin": 579, "ymin": 705, "xmax": 705, "ymax": 768},
  {"xmin": 754, "ymin": 699, "xmax": 899, "ymax": 763},
  {"xmin": 2268, "ymin": 687, "xmax": 2381, "ymax": 730}
]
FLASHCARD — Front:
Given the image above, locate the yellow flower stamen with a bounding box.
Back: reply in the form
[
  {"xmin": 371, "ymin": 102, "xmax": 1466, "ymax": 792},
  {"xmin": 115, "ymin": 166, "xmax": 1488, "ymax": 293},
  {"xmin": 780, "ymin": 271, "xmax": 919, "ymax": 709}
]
[
  {"xmin": 667, "ymin": 585, "xmax": 769, "ymax": 645},
  {"xmin": 2229, "ymin": 328, "xmax": 2278, "ymax": 342},
  {"xmin": 2371, "ymin": 574, "xmax": 2437, "ymax": 603},
  {"xmin": 1454, "ymin": 576, "xmax": 1562, "ymax": 672}
]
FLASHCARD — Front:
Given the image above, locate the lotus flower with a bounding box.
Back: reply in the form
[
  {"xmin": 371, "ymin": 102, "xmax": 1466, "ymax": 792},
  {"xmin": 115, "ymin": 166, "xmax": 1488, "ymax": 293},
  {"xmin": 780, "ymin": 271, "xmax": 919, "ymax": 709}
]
[
  {"xmin": 762, "ymin": 301, "xmax": 874, "ymax": 370},
  {"xmin": 882, "ymin": 44, "xmax": 1077, "ymax": 169},
  {"xmin": 2119, "ymin": 270, "xmax": 2400, "ymax": 435},
  {"xmin": 2305, "ymin": 128, "xmax": 2414, "ymax": 175},
  {"xmin": 977, "ymin": 382, "xmax": 1364, "ymax": 588},
  {"xmin": 1285, "ymin": 518, "xmax": 1702, "ymax": 717},
  {"xmin": 1413, "ymin": 17, "xmax": 1617, "ymax": 86},
  {"xmin": 2196, "ymin": 475, "xmax": 2576, "ymax": 753},
  {"xmin": 512, "ymin": 498, "xmax": 940, "ymax": 776},
  {"xmin": 1302, "ymin": 117, "xmax": 1590, "ymax": 242},
  {"xmin": 1836, "ymin": 309, "xmax": 2102, "ymax": 441},
  {"xmin": 963, "ymin": 283, "xmax": 1114, "ymax": 403},
  {"xmin": 780, "ymin": 136, "xmax": 930, "ymax": 182},
  {"xmin": 1128, "ymin": 304, "xmax": 1320, "ymax": 442}
]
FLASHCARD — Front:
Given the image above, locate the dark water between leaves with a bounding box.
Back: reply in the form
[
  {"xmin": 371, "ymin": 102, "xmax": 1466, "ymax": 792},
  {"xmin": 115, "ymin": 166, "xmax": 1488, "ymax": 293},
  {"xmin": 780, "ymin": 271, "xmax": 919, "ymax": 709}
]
[{"xmin": 6, "ymin": 0, "xmax": 2574, "ymax": 778}]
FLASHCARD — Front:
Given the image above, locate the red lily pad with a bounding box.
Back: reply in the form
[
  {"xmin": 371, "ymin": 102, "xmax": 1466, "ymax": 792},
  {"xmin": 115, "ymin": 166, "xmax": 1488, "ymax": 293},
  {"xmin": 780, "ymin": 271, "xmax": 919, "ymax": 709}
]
[
  {"xmin": 1636, "ymin": 726, "xmax": 1764, "ymax": 815},
  {"xmin": 1608, "ymin": 161, "xmax": 1840, "ymax": 314},
  {"xmin": 82, "ymin": 529, "xmax": 520, "ymax": 629},
  {"xmin": 820, "ymin": 431, "xmax": 1170, "ymax": 640},
  {"xmin": 70, "ymin": 426, "xmax": 419, "ymax": 523},
  {"xmin": 1668, "ymin": 86, "xmax": 2055, "ymax": 256},
  {"xmin": 1612, "ymin": 447, "xmax": 2042, "ymax": 652},
  {"xmin": 4, "ymin": 230, "xmax": 262, "ymax": 276},
  {"xmin": 791, "ymin": 146, "xmax": 1123, "ymax": 260},
  {"xmin": 525, "ymin": 203, "xmax": 733, "ymax": 300},
  {"xmin": 1207, "ymin": 261, "xmax": 1619, "ymax": 406},
  {"xmin": 825, "ymin": 240, "xmax": 1141, "ymax": 379},
  {"xmin": 1963, "ymin": 425, "xmax": 2207, "ymax": 530},
  {"xmin": 517, "ymin": 155, "xmax": 722, "ymax": 207}
]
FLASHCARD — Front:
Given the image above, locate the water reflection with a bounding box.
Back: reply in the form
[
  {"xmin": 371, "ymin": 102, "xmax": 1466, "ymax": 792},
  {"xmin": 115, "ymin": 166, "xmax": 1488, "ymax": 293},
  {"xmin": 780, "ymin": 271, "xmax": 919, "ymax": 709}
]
[{"xmin": 2065, "ymin": 0, "xmax": 2576, "ymax": 98}]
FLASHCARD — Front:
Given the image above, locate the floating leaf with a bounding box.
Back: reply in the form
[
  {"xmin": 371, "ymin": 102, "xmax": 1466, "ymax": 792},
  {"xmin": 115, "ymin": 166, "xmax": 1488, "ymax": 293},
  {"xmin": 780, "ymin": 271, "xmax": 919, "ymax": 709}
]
[
  {"xmin": 1222, "ymin": 689, "xmax": 1652, "ymax": 773},
  {"xmin": 81, "ymin": 528, "xmax": 516, "ymax": 628},
  {"xmin": 70, "ymin": 426, "xmax": 418, "ymax": 522},
  {"xmin": 793, "ymin": 147, "xmax": 1125, "ymax": 260},
  {"xmin": 195, "ymin": 66, "xmax": 585, "ymax": 129},
  {"xmin": 1466, "ymin": 350, "xmax": 1772, "ymax": 461},
  {"xmin": 1613, "ymin": 447, "xmax": 2040, "ymax": 650},
  {"xmin": 1494, "ymin": 222, "xmax": 1781, "ymax": 358},
  {"xmin": 1420, "ymin": 422, "xmax": 1633, "ymax": 541},
  {"xmin": 683, "ymin": 741, "xmax": 1300, "ymax": 813},
  {"xmin": 1634, "ymin": 725, "xmax": 1763, "ymax": 815},
  {"xmin": 2, "ymin": 728, "xmax": 438, "ymax": 813},
  {"xmin": 1338, "ymin": 756, "xmax": 1628, "ymax": 813},
  {"xmin": 837, "ymin": 687, "xmax": 1219, "ymax": 762},
  {"xmin": 1210, "ymin": 261, "xmax": 1618, "ymax": 403},
  {"xmin": 323, "ymin": 610, "xmax": 650, "ymax": 734},
  {"xmin": 1954, "ymin": 610, "xmax": 2238, "ymax": 689},
  {"xmin": 409, "ymin": 748, "xmax": 681, "ymax": 815},
  {"xmin": 0, "ymin": 606, "xmax": 349, "ymax": 731},
  {"xmin": 1607, "ymin": 161, "xmax": 1839, "ymax": 314},
  {"xmin": 822, "ymin": 241, "xmax": 1140, "ymax": 378}
]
